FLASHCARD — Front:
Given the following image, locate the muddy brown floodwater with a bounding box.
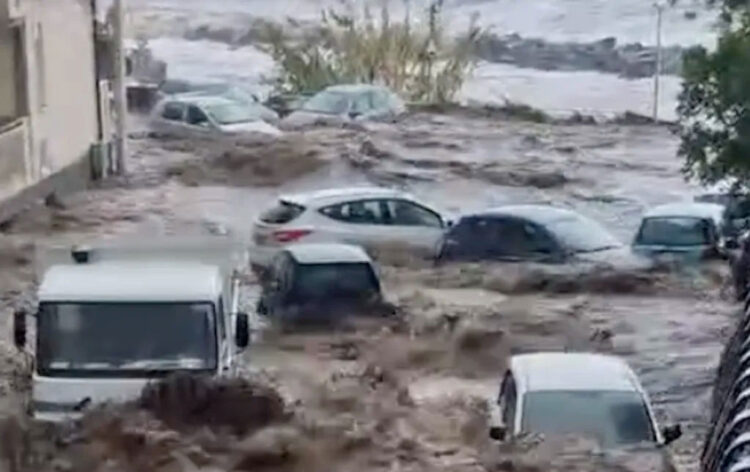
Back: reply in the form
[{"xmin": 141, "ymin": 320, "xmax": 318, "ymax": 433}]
[{"xmin": 0, "ymin": 111, "xmax": 737, "ymax": 472}]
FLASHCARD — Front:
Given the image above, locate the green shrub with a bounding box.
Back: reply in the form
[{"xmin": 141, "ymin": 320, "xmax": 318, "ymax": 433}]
[{"xmin": 263, "ymin": 0, "xmax": 481, "ymax": 104}]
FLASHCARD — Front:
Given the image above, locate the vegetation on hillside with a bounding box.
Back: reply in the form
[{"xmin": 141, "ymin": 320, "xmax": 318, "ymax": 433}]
[{"xmin": 262, "ymin": 0, "xmax": 481, "ymax": 103}]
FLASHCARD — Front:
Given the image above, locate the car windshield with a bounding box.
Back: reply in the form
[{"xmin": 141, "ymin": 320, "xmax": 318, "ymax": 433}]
[
  {"xmin": 37, "ymin": 302, "xmax": 217, "ymax": 377},
  {"xmin": 635, "ymin": 217, "xmax": 711, "ymax": 247},
  {"xmin": 548, "ymin": 216, "xmax": 620, "ymax": 253},
  {"xmin": 204, "ymin": 102, "xmax": 261, "ymax": 125},
  {"xmin": 290, "ymin": 262, "xmax": 379, "ymax": 302},
  {"xmin": 303, "ymin": 91, "xmax": 353, "ymax": 115},
  {"xmin": 522, "ymin": 390, "xmax": 656, "ymax": 448}
]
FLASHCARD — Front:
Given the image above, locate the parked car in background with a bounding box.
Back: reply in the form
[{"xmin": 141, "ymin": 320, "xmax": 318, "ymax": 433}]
[
  {"xmin": 256, "ymin": 243, "xmax": 392, "ymax": 324},
  {"xmin": 489, "ymin": 352, "xmax": 682, "ymax": 451},
  {"xmin": 251, "ymin": 187, "xmax": 448, "ymax": 268},
  {"xmin": 281, "ymin": 84, "xmax": 406, "ymax": 128},
  {"xmin": 631, "ymin": 202, "xmax": 727, "ymax": 260},
  {"xmin": 694, "ymin": 192, "xmax": 750, "ymax": 250},
  {"xmin": 150, "ymin": 95, "xmax": 282, "ymax": 137},
  {"xmin": 437, "ymin": 205, "xmax": 627, "ymax": 265}
]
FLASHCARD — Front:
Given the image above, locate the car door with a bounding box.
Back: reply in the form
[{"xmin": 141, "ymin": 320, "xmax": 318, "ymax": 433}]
[
  {"xmin": 186, "ymin": 104, "xmax": 217, "ymax": 134},
  {"xmin": 440, "ymin": 216, "xmax": 498, "ymax": 261},
  {"xmin": 317, "ymin": 199, "xmax": 390, "ymax": 249},
  {"xmin": 153, "ymin": 101, "xmax": 187, "ymax": 134},
  {"xmin": 491, "ymin": 218, "xmax": 564, "ymax": 262},
  {"xmin": 380, "ymin": 199, "xmax": 446, "ymax": 254}
]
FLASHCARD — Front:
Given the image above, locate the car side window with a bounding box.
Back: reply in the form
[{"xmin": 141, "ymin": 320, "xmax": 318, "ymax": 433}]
[
  {"xmin": 446, "ymin": 217, "xmax": 496, "ymax": 258},
  {"xmin": 492, "ymin": 219, "xmax": 542, "ymax": 258},
  {"xmin": 186, "ymin": 105, "xmax": 209, "ymax": 126},
  {"xmin": 351, "ymin": 93, "xmax": 374, "ymax": 115},
  {"xmin": 161, "ymin": 102, "xmax": 185, "ymax": 121},
  {"xmin": 319, "ymin": 200, "xmax": 383, "ymax": 225},
  {"xmin": 501, "ymin": 373, "xmax": 517, "ymax": 433},
  {"xmin": 387, "ymin": 200, "xmax": 442, "ymax": 228},
  {"xmin": 523, "ymin": 223, "xmax": 559, "ymax": 255}
]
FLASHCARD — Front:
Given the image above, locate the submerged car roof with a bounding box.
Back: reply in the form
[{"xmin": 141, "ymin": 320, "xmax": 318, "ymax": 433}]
[
  {"xmin": 280, "ymin": 187, "xmax": 409, "ymax": 207},
  {"xmin": 466, "ymin": 205, "xmax": 585, "ymax": 226},
  {"xmin": 643, "ymin": 202, "xmax": 725, "ymax": 223},
  {"xmin": 167, "ymin": 94, "xmax": 238, "ymax": 108},
  {"xmin": 509, "ymin": 353, "xmax": 641, "ymax": 393},
  {"xmin": 284, "ymin": 243, "xmax": 373, "ymax": 265}
]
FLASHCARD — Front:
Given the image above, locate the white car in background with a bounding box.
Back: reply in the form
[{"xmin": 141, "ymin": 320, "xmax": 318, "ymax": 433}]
[
  {"xmin": 150, "ymin": 95, "xmax": 282, "ymax": 137},
  {"xmin": 251, "ymin": 187, "xmax": 448, "ymax": 267}
]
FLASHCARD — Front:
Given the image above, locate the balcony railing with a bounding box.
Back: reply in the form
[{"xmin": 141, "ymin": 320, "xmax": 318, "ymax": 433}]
[{"xmin": 0, "ymin": 117, "xmax": 30, "ymax": 202}]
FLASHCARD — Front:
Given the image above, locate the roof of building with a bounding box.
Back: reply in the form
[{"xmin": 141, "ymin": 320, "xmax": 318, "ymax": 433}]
[
  {"xmin": 280, "ymin": 187, "xmax": 408, "ymax": 207},
  {"xmin": 283, "ymin": 243, "xmax": 373, "ymax": 265},
  {"xmin": 643, "ymin": 202, "xmax": 725, "ymax": 224},
  {"xmin": 39, "ymin": 262, "xmax": 224, "ymax": 302},
  {"xmin": 509, "ymin": 353, "xmax": 641, "ymax": 393}
]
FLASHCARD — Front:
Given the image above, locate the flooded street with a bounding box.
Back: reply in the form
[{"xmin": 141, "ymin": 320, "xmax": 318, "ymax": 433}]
[
  {"xmin": 0, "ymin": 107, "xmax": 738, "ymax": 471},
  {"xmin": 0, "ymin": 0, "xmax": 738, "ymax": 470}
]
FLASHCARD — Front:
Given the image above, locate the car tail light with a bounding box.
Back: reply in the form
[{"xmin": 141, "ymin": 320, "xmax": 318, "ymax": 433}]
[{"xmin": 273, "ymin": 229, "xmax": 312, "ymax": 243}]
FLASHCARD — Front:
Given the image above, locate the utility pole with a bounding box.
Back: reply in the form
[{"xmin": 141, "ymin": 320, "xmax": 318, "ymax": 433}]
[
  {"xmin": 112, "ymin": 0, "xmax": 128, "ymax": 174},
  {"xmin": 653, "ymin": 2, "xmax": 664, "ymax": 122}
]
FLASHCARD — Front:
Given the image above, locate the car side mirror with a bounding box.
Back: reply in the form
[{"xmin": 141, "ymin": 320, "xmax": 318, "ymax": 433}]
[
  {"xmin": 726, "ymin": 238, "xmax": 740, "ymax": 250},
  {"xmin": 662, "ymin": 424, "xmax": 682, "ymax": 445},
  {"xmin": 489, "ymin": 425, "xmax": 506, "ymax": 441},
  {"xmin": 445, "ymin": 219, "xmax": 454, "ymax": 228},
  {"xmin": 13, "ymin": 309, "xmax": 27, "ymax": 350},
  {"xmin": 235, "ymin": 313, "xmax": 250, "ymax": 348},
  {"xmin": 348, "ymin": 110, "xmax": 361, "ymax": 119}
]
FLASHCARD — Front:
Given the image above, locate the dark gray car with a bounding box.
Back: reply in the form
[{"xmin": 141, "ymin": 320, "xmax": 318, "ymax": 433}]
[{"xmin": 436, "ymin": 205, "xmax": 631, "ymax": 266}]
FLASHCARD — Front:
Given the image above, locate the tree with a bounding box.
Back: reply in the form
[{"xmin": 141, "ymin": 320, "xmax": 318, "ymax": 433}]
[{"xmin": 677, "ymin": 1, "xmax": 750, "ymax": 188}]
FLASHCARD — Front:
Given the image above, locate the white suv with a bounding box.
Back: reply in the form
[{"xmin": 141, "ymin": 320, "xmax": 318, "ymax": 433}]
[{"xmin": 251, "ymin": 187, "xmax": 448, "ymax": 267}]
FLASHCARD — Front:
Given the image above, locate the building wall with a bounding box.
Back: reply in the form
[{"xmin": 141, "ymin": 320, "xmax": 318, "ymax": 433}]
[
  {"xmin": 0, "ymin": 23, "xmax": 15, "ymax": 120},
  {"xmin": 0, "ymin": 0, "xmax": 100, "ymax": 216},
  {"xmin": 26, "ymin": 0, "xmax": 99, "ymax": 180}
]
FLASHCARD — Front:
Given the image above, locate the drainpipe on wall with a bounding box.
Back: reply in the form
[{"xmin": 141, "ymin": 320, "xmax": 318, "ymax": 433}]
[
  {"xmin": 112, "ymin": 0, "xmax": 127, "ymax": 174},
  {"xmin": 90, "ymin": 0, "xmax": 102, "ymax": 143}
]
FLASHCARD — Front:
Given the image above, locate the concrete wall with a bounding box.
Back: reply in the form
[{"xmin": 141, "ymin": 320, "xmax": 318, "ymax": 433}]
[
  {"xmin": 0, "ymin": 24, "xmax": 15, "ymax": 120},
  {"xmin": 0, "ymin": 0, "xmax": 100, "ymax": 216},
  {"xmin": 26, "ymin": 0, "xmax": 99, "ymax": 180}
]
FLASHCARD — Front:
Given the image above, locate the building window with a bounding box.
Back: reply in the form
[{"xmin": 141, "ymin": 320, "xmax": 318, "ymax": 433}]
[{"xmin": 35, "ymin": 23, "xmax": 46, "ymax": 110}]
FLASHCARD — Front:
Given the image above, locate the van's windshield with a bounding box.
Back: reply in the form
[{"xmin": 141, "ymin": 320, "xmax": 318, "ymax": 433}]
[{"xmin": 37, "ymin": 302, "xmax": 217, "ymax": 377}]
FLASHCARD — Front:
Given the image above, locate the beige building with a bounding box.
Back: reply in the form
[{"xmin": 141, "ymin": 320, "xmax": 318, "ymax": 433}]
[{"xmin": 0, "ymin": 0, "xmax": 111, "ymax": 221}]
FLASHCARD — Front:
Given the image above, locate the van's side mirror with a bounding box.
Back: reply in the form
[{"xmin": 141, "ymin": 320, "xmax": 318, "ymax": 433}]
[
  {"xmin": 348, "ymin": 110, "xmax": 361, "ymax": 120},
  {"xmin": 662, "ymin": 424, "xmax": 682, "ymax": 445},
  {"xmin": 489, "ymin": 425, "xmax": 506, "ymax": 441},
  {"xmin": 235, "ymin": 313, "xmax": 250, "ymax": 348},
  {"xmin": 13, "ymin": 310, "xmax": 26, "ymax": 350}
]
